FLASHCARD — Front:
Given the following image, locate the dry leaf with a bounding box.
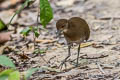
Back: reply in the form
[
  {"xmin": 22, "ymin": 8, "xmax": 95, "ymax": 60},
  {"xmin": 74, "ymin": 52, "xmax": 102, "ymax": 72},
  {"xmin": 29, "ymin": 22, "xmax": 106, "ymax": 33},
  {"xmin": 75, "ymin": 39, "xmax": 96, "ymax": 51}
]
[
  {"xmin": 97, "ymin": 15, "xmax": 120, "ymax": 20},
  {"xmin": 11, "ymin": 0, "xmax": 17, "ymax": 4},
  {"xmin": 56, "ymin": 0, "xmax": 75, "ymax": 7},
  {"xmin": 36, "ymin": 39, "xmax": 56, "ymax": 44},
  {"xmin": 101, "ymin": 64, "xmax": 114, "ymax": 69},
  {"xmin": 11, "ymin": 0, "xmax": 24, "ymax": 5},
  {"xmin": 55, "ymin": 43, "xmax": 62, "ymax": 48},
  {"xmin": 19, "ymin": 53, "xmax": 29, "ymax": 59},
  {"xmin": 80, "ymin": 42, "xmax": 93, "ymax": 48},
  {"xmin": 92, "ymin": 43, "xmax": 104, "ymax": 48},
  {"xmin": 0, "ymin": 45, "xmax": 8, "ymax": 54},
  {"xmin": 81, "ymin": 53, "xmax": 108, "ymax": 59}
]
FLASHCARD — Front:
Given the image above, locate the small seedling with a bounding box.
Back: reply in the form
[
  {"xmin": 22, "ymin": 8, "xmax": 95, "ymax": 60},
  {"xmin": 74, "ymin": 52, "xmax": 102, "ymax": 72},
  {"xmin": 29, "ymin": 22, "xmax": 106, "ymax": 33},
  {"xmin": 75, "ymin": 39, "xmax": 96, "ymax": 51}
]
[{"xmin": 33, "ymin": 48, "xmax": 46, "ymax": 54}]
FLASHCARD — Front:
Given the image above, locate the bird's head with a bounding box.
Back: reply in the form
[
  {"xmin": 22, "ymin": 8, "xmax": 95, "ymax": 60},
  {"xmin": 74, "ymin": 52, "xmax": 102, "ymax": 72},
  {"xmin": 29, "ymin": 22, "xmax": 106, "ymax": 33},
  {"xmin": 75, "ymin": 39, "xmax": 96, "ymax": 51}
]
[{"xmin": 56, "ymin": 19, "xmax": 68, "ymax": 37}]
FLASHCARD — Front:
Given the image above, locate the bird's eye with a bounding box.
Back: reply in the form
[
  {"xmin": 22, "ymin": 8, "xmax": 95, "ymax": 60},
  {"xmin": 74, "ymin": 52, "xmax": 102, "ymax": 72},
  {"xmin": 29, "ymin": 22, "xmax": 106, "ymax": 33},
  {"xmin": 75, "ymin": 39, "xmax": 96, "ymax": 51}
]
[{"xmin": 61, "ymin": 26, "xmax": 64, "ymax": 28}]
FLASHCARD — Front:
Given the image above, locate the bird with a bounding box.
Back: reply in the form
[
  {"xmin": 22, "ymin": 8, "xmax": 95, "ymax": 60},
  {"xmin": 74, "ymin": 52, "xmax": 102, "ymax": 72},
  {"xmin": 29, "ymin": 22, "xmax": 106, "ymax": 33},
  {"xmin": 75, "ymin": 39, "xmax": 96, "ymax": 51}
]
[{"xmin": 56, "ymin": 17, "xmax": 90, "ymax": 68}]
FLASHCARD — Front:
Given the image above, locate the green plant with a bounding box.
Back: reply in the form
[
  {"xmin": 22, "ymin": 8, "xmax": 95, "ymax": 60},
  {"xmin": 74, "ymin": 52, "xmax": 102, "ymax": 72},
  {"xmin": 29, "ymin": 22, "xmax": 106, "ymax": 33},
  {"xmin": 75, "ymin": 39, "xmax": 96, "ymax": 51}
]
[
  {"xmin": 0, "ymin": 55, "xmax": 15, "ymax": 69},
  {"xmin": 33, "ymin": 48, "xmax": 46, "ymax": 54},
  {"xmin": 3, "ymin": 0, "xmax": 54, "ymax": 79},
  {"xmin": 0, "ymin": 55, "xmax": 39, "ymax": 80},
  {"xmin": 23, "ymin": 68, "xmax": 39, "ymax": 80},
  {"xmin": 20, "ymin": 26, "xmax": 39, "ymax": 37},
  {"xmin": 40, "ymin": 0, "xmax": 53, "ymax": 27},
  {"xmin": 9, "ymin": 0, "xmax": 53, "ymax": 49},
  {"xmin": 0, "ymin": 19, "xmax": 7, "ymax": 31},
  {"xmin": 20, "ymin": 26, "xmax": 40, "ymax": 49},
  {"xmin": 9, "ymin": 0, "xmax": 53, "ymax": 33},
  {"xmin": 8, "ymin": 0, "xmax": 35, "ymax": 26},
  {"xmin": 0, "ymin": 69, "xmax": 20, "ymax": 80}
]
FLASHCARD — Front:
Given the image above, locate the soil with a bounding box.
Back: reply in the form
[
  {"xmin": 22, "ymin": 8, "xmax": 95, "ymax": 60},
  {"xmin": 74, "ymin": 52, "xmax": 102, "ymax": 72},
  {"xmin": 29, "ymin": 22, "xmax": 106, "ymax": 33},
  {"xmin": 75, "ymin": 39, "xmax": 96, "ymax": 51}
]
[{"xmin": 0, "ymin": 0, "xmax": 120, "ymax": 80}]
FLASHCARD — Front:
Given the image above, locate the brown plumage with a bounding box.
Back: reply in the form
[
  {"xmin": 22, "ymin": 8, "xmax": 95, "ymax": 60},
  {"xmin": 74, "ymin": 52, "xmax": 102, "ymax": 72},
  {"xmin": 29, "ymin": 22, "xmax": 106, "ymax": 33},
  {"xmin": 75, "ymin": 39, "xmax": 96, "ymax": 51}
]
[{"xmin": 56, "ymin": 17, "xmax": 90, "ymax": 68}]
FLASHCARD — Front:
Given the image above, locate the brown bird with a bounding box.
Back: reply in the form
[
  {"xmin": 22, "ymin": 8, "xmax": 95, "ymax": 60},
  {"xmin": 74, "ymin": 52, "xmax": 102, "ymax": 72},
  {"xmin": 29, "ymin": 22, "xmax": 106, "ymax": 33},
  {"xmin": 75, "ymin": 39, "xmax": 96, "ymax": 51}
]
[{"xmin": 56, "ymin": 17, "xmax": 90, "ymax": 68}]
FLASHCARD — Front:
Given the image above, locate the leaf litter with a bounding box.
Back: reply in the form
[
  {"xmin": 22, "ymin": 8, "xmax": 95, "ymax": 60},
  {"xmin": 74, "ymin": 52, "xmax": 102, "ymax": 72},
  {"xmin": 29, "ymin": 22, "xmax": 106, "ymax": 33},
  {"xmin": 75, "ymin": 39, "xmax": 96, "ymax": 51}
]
[{"xmin": 0, "ymin": 0, "xmax": 120, "ymax": 79}]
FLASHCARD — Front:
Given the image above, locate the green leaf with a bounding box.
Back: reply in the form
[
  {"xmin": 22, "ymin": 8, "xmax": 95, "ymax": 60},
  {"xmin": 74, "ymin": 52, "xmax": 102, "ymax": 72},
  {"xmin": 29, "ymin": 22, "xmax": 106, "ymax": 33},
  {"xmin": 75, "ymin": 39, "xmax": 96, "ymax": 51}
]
[
  {"xmin": 20, "ymin": 27, "xmax": 31, "ymax": 36},
  {"xmin": 0, "ymin": 19, "xmax": 7, "ymax": 31},
  {"xmin": 33, "ymin": 27, "xmax": 39, "ymax": 37},
  {"xmin": 9, "ymin": 71, "xmax": 20, "ymax": 80},
  {"xmin": 0, "ymin": 55, "xmax": 16, "ymax": 68},
  {"xmin": 39, "ymin": 49, "xmax": 46, "ymax": 54},
  {"xmin": 29, "ymin": 26, "xmax": 33, "ymax": 30},
  {"xmin": 40, "ymin": 0, "xmax": 53, "ymax": 28},
  {"xmin": 24, "ymin": 68, "xmax": 39, "ymax": 80},
  {"xmin": 34, "ymin": 31, "xmax": 39, "ymax": 37},
  {"xmin": 0, "ymin": 69, "xmax": 14, "ymax": 80},
  {"xmin": 33, "ymin": 49, "xmax": 46, "ymax": 54}
]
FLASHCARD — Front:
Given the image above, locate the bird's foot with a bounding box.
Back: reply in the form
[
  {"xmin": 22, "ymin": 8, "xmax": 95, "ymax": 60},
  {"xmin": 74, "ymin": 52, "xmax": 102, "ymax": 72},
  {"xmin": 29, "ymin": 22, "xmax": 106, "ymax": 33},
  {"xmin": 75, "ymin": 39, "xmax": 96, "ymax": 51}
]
[
  {"xmin": 59, "ymin": 60, "xmax": 67, "ymax": 70},
  {"xmin": 69, "ymin": 59, "xmax": 80, "ymax": 67},
  {"xmin": 75, "ymin": 63, "xmax": 79, "ymax": 67}
]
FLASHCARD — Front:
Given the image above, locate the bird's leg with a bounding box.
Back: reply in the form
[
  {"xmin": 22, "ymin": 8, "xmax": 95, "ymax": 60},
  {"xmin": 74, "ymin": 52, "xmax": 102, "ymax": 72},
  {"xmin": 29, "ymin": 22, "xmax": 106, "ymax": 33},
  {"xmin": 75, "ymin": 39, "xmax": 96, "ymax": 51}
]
[
  {"xmin": 59, "ymin": 45, "xmax": 71, "ymax": 69},
  {"xmin": 76, "ymin": 44, "xmax": 81, "ymax": 67}
]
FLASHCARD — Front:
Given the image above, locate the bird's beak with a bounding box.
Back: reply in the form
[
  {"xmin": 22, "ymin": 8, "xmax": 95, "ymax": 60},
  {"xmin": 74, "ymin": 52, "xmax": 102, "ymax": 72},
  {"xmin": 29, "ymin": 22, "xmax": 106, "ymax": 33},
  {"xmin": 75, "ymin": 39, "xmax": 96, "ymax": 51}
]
[{"xmin": 56, "ymin": 30, "xmax": 62, "ymax": 38}]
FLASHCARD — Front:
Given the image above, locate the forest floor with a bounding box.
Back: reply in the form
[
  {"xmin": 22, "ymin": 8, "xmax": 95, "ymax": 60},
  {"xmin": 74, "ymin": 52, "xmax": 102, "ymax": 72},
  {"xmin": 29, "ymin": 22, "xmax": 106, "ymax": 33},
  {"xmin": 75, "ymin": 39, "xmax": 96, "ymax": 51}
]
[{"xmin": 0, "ymin": 0, "xmax": 120, "ymax": 80}]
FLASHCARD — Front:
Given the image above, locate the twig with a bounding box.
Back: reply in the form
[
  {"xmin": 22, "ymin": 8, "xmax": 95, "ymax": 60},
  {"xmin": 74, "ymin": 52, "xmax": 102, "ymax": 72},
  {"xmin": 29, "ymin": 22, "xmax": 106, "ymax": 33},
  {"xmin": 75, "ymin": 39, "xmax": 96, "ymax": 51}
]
[
  {"xmin": 70, "ymin": 54, "xmax": 86, "ymax": 62},
  {"xmin": 113, "ymin": 73, "xmax": 120, "ymax": 80},
  {"xmin": 47, "ymin": 56, "xmax": 56, "ymax": 63},
  {"xmin": 37, "ymin": 1, "xmax": 41, "ymax": 33},
  {"xmin": 40, "ymin": 55, "xmax": 48, "ymax": 64},
  {"xmin": 109, "ymin": 17, "xmax": 114, "ymax": 28},
  {"xmin": 96, "ymin": 62, "xmax": 105, "ymax": 74},
  {"xmin": 32, "ymin": 28, "xmax": 36, "ymax": 50}
]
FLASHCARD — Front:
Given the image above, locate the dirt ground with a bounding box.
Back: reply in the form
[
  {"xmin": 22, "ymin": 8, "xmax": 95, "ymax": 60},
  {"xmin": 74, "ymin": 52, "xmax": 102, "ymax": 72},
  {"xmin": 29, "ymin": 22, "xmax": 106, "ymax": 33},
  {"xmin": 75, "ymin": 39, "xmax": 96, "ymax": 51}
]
[{"xmin": 0, "ymin": 0, "xmax": 120, "ymax": 80}]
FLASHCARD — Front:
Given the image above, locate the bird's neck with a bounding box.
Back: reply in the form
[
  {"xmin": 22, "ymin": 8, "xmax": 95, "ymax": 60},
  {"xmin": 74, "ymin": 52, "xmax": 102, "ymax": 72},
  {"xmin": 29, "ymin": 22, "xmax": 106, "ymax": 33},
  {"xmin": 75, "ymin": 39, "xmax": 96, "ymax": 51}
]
[
  {"xmin": 63, "ymin": 28, "xmax": 73, "ymax": 37},
  {"xmin": 63, "ymin": 29, "xmax": 68, "ymax": 33}
]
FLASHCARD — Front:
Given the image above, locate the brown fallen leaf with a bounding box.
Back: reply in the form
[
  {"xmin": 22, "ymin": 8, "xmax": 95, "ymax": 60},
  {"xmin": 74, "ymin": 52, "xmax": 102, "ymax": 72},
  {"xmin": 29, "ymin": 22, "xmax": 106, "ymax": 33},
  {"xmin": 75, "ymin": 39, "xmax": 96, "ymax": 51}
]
[
  {"xmin": 81, "ymin": 53, "xmax": 108, "ymax": 59},
  {"xmin": 92, "ymin": 43, "xmax": 104, "ymax": 48},
  {"xmin": 19, "ymin": 53, "xmax": 29, "ymax": 59},
  {"xmin": 101, "ymin": 64, "xmax": 114, "ymax": 69},
  {"xmin": 80, "ymin": 42, "xmax": 93, "ymax": 48},
  {"xmin": 0, "ymin": 45, "xmax": 8, "ymax": 54},
  {"xmin": 36, "ymin": 39, "xmax": 56, "ymax": 44},
  {"xmin": 56, "ymin": 0, "xmax": 75, "ymax": 7},
  {"xmin": 97, "ymin": 15, "xmax": 120, "ymax": 20},
  {"xmin": 11, "ymin": 0, "xmax": 25, "ymax": 5},
  {"xmin": 55, "ymin": 43, "xmax": 62, "ymax": 48},
  {"xmin": 0, "ymin": 32, "xmax": 13, "ymax": 44},
  {"xmin": 11, "ymin": 0, "xmax": 17, "ymax": 4}
]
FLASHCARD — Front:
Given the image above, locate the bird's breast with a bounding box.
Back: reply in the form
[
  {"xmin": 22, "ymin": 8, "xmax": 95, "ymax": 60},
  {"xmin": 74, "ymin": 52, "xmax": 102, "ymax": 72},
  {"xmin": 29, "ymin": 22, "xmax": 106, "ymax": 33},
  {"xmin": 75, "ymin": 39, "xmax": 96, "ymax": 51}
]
[{"xmin": 63, "ymin": 32, "xmax": 86, "ymax": 44}]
